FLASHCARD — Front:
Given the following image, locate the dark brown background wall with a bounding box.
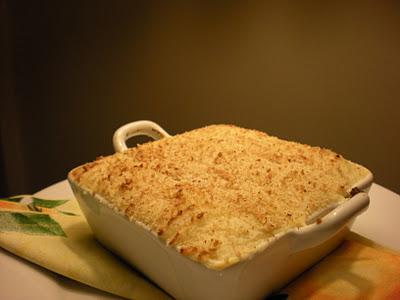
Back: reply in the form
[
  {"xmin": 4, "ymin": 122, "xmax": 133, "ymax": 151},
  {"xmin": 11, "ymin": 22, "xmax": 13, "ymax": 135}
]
[{"xmin": 2, "ymin": 1, "xmax": 399, "ymax": 195}]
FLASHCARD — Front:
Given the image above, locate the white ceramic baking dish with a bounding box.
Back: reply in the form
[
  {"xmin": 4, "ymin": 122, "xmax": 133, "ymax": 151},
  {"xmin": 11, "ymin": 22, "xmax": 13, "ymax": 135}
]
[{"xmin": 68, "ymin": 120, "xmax": 373, "ymax": 300}]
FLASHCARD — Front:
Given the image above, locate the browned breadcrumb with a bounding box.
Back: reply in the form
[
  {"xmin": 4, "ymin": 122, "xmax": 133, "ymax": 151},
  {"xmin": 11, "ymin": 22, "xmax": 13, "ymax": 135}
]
[{"xmin": 68, "ymin": 124, "xmax": 371, "ymax": 270}]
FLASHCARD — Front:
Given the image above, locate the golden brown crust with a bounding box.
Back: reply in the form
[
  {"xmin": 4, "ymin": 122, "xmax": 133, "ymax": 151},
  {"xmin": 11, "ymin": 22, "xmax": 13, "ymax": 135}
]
[{"xmin": 68, "ymin": 124, "xmax": 371, "ymax": 269}]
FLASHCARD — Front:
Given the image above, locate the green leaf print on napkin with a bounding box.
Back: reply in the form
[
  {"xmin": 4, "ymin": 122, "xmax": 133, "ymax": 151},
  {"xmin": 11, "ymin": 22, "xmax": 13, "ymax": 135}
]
[
  {"xmin": 0, "ymin": 211, "xmax": 66, "ymax": 237},
  {"xmin": 0, "ymin": 195, "xmax": 77, "ymax": 237},
  {"xmin": 31, "ymin": 197, "xmax": 69, "ymax": 208},
  {"xmin": 0, "ymin": 196, "xmax": 69, "ymax": 208},
  {"xmin": 0, "ymin": 196, "xmax": 25, "ymax": 203}
]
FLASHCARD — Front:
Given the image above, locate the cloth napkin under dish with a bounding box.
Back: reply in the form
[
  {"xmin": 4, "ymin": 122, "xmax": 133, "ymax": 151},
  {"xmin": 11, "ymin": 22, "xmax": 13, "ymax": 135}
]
[
  {"xmin": 0, "ymin": 195, "xmax": 399, "ymax": 300},
  {"xmin": 276, "ymin": 233, "xmax": 400, "ymax": 299}
]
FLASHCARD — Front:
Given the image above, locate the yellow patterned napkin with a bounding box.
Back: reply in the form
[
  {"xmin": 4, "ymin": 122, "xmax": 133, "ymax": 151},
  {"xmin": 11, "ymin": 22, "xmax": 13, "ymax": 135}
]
[
  {"xmin": 274, "ymin": 233, "xmax": 400, "ymax": 299},
  {"xmin": 0, "ymin": 195, "xmax": 172, "ymax": 300}
]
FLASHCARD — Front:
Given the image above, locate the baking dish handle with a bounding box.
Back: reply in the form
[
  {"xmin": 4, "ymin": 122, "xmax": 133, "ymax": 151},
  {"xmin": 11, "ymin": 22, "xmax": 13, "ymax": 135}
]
[
  {"xmin": 113, "ymin": 120, "xmax": 171, "ymax": 152},
  {"xmin": 290, "ymin": 192, "xmax": 369, "ymax": 253}
]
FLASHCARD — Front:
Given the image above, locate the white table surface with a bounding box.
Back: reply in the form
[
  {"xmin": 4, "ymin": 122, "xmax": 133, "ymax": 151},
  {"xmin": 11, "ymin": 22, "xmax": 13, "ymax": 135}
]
[{"xmin": 0, "ymin": 181, "xmax": 399, "ymax": 299}]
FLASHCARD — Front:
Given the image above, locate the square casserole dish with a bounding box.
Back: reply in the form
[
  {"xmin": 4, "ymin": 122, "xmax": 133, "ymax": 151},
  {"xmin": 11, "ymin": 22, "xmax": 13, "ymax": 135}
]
[{"xmin": 68, "ymin": 121, "xmax": 373, "ymax": 300}]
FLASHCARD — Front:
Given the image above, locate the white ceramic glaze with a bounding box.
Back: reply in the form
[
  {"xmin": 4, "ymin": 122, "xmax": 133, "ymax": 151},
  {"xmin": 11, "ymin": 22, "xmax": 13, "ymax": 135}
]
[{"xmin": 69, "ymin": 120, "xmax": 374, "ymax": 300}]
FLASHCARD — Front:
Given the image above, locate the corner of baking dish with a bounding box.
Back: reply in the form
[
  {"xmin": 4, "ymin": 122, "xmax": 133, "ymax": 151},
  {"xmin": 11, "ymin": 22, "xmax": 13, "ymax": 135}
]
[
  {"xmin": 67, "ymin": 175, "xmax": 153, "ymax": 233},
  {"xmin": 230, "ymin": 169, "xmax": 374, "ymax": 265}
]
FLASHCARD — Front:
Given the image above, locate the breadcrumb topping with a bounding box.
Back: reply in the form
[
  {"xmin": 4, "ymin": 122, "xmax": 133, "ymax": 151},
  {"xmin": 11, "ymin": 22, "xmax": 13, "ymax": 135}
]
[{"xmin": 68, "ymin": 125, "xmax": 371, "ymax": 270}]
